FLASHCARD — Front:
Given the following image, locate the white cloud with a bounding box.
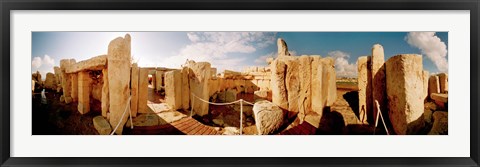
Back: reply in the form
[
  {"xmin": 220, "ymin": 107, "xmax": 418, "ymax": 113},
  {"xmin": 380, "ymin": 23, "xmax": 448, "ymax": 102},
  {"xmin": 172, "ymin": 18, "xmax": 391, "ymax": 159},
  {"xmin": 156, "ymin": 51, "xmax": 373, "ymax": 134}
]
[
  {"xmin": 254, "ymin": 52, "xmax": 275, "ymax": 64},
  {"xmin": 32, "ymin": 57, "xmax": 42, "ymax": 68},
  {"xmin": 327, "ymin": 50, "xmax": 357, "ymax": 78},
  {"xmin": 405, "ymin": 32, "xmax": 448, "ymax": 72},
  {"xmin": 159, "ymin": 32, "xmax": 276, "ymax": 72},
  {"xmin": 43, "ymin": 55, "xmax": 55, "ymax": 66}
]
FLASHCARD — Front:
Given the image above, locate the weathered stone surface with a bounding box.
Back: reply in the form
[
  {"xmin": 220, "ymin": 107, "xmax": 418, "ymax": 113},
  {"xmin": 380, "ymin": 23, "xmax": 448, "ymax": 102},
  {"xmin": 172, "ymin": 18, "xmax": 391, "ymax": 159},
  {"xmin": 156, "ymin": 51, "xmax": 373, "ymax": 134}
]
[
  {"xmin": 428, "ymin": 75, "xmax": 440, "ymax": 97},
  {"xmin": 357, "ymin": 56, "xmax": 371, "ymax": 124},
  {"xmin": 311, "ymin": 56, "xmax": 324, "ymax": 114},
  {"xmin": 438, "ymin": 73, "xmax": 448, "ymax": 93},
  {"xmin": 223, "ymin": 127, "xmax": 240, "ymax": 135},
  {"xmin": 165, "ymin": 70, "xmax": 182, "ymax": 111},
  {"xmin": 130, "ymin": 64, "xmax": 139, "ymax": 117},
  {"xmin": 277, "ymin": 38, "xmax": 291, "ymax": 57},
  {"xmin": 210, "ymin": 68, "xmax": 217, "ymax": 77},
  {"xmin": 234, "ymin": 103, "xmax": 253, "ymax": 117},
  {"xmin": 156, "ymin": 110, "xmax": 187, "ymax": 125},
  {"xmin": 66, "ymin": 55, "xmax": 107, "ymax": 73},
  {"xmin": 181, "ymin": 67, "xmax": 190, "ymax": 111},
  {"xmin": 253, "ymin": 100, "xmax": 284, "ymax": 135},
  {"xmin": 130, "ymin": 114, "xmax": 158, "ymax": 127},
  {"xmin": 225, "ymin": 88, "xmax": 237, "ymax": 102},
  {"xmin": 108, "ymin": 34, "xmax": 131, "ymax": 135},
  {"xmin": 271, "ymin": 58, "xmax": 288, "ymax": 110},
  {"xmin": 188, "ymin": 62, "xmax": 211, "ymax": 116},
  {"xmin": 60, "ymin": 59, "xmax": 76, "ymax": 98},
  {"xmin": 298, "ymin": 55, "xmax": 312, "ymax": 123},
  {"xmin": 155, "ymin": 71, "xmax": 163, "ymax": 91},
  {"xmin": 93, "ymin": 116, "xmax": 112, "ymax": 135},
  {"xmin": 54, "ymin": 66, "xmax": 61, "ymax": 85},
  {"xmin": 71, "ymin": 73, "xmax": 78, "ymax": 102},
  {"xmin": 422, "ymin": 70, "xmax": 429, "ymax": 101},
  {"xmin": 44, "ymin": 73, "xmax": 57, "ymax": 90},
  {"xmin": 78, "ymin": 71, "xmax": 91, "ymax": 114},
  {"xmin": 431, "ymin": 93, "xmax": 448, "ymax": 109},
  {"xmin": 372, "ymin": 44, "xmax": 387, "ymax": 121},
  {"xmin": 285, "ymin": 58, "xmax": 301, "ymax": 119},
  {"xmin": 138, "ymin": 68, "xmax": 149, "ymax": 113},
  {"xmin": 254, "ymin": 90, "xmax": 272, "ymax": 102},
  {"xmin": 102, "ymin": 68, "xmax": 109, "ymax": 117},
  {"xmin": 322, "ymin": 57, "xmax": 337, "ymax": 106},
  {"xmin": 386, "ymin": 54, "xmax": 425, "ymax": 135},
  {"xmin": 92, "ymin": 82, "xmax": 103, "ymax": 101},
  {"xmin": 304, "ymin": 112, "xmax": 322, "ymax": 128},
  {"xmin": 428, "ymin": 111, "xmax": 448, "ymax": 135}
]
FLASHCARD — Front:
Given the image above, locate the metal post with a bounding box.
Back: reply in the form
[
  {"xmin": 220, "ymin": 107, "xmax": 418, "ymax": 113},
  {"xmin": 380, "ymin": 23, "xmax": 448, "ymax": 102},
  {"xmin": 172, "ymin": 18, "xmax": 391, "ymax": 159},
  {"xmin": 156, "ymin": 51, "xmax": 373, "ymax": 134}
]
[{"xmin": 240, "ymin": 99, "xmax": 243, "ymax": 135}]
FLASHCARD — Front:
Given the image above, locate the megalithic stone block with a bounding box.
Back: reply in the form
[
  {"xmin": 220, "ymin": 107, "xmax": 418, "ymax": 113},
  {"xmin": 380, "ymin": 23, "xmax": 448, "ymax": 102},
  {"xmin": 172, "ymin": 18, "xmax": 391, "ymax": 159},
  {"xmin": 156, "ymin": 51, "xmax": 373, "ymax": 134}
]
[
  {"xmin": 165, "ymin": 70, "xmax": 183, "ymax": 111},
  {"xmin": 386, "ymin": 54, "xmax": 425, "ymax": 135},
  {"xmin": 138, "ymin": 68, "xmax": 149, "ymax": 113},
  {"xmin": 188, "ymin": 62, "xmax": 211, "ymax": 116},
  {"xmin": 108, "ymin": 34, "xmax": 131, "ymax": 135},
  {"xmin": 130, "ymin": 63, "xmax": 139, "ymax": 117},
  {"xmin": 357, "ymin": 56, "xmax": 372, "ymax": 124},
  {"xmin": 101, "ymin": 68, "xmax": 110, "ymax": 117},
  {"xmin": 372, "ymin": 44, "xmax": 387, "ymax": 123},
  {"xmin": 270, "ymin": 58, "xmax": 288, "ymax": 110}
]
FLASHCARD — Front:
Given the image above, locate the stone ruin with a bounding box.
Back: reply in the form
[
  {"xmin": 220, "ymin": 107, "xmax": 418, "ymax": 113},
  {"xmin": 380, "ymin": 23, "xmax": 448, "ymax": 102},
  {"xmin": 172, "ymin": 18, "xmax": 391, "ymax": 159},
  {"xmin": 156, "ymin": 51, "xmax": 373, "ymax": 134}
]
[
  {"xmin": 357, "ymin": 44, "xmax": 448, "ymax": 135},
  {"xmin": 39, "ymin": 33, "xmax": 447, "ymax": 135}
]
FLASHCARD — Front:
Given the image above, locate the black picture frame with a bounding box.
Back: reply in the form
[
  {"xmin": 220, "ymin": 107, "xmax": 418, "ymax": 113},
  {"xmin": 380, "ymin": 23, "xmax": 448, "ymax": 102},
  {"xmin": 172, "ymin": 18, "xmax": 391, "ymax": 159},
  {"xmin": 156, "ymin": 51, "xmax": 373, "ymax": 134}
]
[{"xmin": 1, "ymin": 0, "xmax": 478, "ymax": 166}]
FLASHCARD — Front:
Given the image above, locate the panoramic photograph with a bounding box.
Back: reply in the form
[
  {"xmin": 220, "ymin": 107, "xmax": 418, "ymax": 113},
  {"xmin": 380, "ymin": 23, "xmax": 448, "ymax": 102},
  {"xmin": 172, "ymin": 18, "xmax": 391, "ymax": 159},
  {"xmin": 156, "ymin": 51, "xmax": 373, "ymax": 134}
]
[{"xmin": 31, "ymin": 32, "xmax": 448, "ymax": 135}]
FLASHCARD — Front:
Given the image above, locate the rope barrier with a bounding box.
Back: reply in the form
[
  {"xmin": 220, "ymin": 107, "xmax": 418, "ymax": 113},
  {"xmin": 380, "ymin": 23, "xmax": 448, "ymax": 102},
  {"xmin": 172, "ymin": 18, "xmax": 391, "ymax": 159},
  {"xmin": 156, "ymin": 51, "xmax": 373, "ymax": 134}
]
[
  {"xmin": 110, "ymin": 96, "xmax": 133, "ymax": 135},
  {"xmin": 373, "ymin": 100, "xmax": 390, "ymax": 135}
]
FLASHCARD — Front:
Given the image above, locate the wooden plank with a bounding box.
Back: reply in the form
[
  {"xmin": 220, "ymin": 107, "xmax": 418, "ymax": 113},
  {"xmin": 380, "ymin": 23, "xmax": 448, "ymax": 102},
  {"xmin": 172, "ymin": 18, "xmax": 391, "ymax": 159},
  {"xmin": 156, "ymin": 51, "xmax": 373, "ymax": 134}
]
[
  {"xmin": 193, "ymin": 125, "xmax": 209, "ymax": 135},
  {"xmin": 170, "ymin": 118, "xmax": 190, "ymax": 126},
  {"xmin": 174, "ymin": 119, "xmax": 197, "ymax": 130},
  {"xmin": 183, "ymin": 122, "xmax": 202, "ymax": 134}
]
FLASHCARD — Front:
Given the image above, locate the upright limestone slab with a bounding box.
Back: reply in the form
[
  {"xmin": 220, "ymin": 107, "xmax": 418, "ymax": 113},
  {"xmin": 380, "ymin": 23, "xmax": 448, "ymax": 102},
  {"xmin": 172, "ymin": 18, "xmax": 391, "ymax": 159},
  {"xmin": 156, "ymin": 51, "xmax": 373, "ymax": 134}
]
[
  {"xmin": 108, "ymin": 34, "xmax": 131, "ymax": 135},
  {"xmin": 277, "ymin": 38, "xmax": 291, "ymax": 57},
  {"xmin": 165, "ymin": 70, "xmax": 182, "ymax": 111},
  {"xmin": 155, "ymin": 70, "xmax": 163, "ymax": 91},
  {"xmin": 322, "ymin": 57, "xmax": 337, "ymax": 106},
  {"xmin": 285, "ymin": 58, "xmax": 301, "ymax": 120},
  {"xmin": 428, "ymin": 75, "xmax": 440, "ymax": 97},
  {"xmin": 60, "ymin": 59, "xmax": 76, "ymax": 99},
  {"xmin": 438, "ymin": 73, "xmax": 448, "ymax": 93},
  {"xmin": 371, "ymin": 44, "xmax": 387, "ymax": 120},
  {"xmin": 386, "ymin": 54, "xmax": 424, "ymax": 135},
  {"xmin": 138, "ymin": 68, "xmax": 149, "ymax": 113},
  {"xmin": 357, "ymin": 56, "xmax": 371, "ymax": 124},
  {"xmin": 188, "ymin": 62, "xmax": 211, "ymax": 116},
  {"xmin": 311, "ymin": 56, "xmax": 324, "ymax": 115},
  {"xmin": 130, "ymin": 63, "xmax": 139, "ymax": 117},
  {"xmin": 78, "ymin": 71, "xmax": 92, "ymax": 114},
  {"xmin": 270, "ymin": 58, "xmax": 288, "ymax": 110},
  {"xmin": 298, "ymin": 55, "xmax": 312, "ymax": 122},
  {"xmin": 71, "ymin": 73, "xmax": 78, "ymax": 102},
  {"xmin": 101, "ymin": 68, "xmax": 109, "ymax": 117}
]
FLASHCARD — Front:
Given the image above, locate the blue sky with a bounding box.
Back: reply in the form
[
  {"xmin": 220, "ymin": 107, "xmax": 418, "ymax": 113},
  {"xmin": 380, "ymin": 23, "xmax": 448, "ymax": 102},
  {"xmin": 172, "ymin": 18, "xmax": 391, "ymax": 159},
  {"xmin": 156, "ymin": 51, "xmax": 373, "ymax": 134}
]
[{"xmin": 32, "ymin": 32, "xmax": 448, "ymax": 79}]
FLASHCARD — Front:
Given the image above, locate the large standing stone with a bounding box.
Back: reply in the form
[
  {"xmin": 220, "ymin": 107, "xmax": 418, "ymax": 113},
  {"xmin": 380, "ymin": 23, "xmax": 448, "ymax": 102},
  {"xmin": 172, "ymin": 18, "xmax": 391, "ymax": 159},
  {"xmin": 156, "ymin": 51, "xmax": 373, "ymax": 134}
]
[
  {"xmin": 102, "ymin": 68, "xmax": 110, "ymax": 117},
  {"xmin": 71, "ymin": 73, "xmax": 78, "ymax": 102},
  {"xmin": 253, "ymin": 100, "xmax": 284, "ymax": 135},
  {"xmin": 428, "ymin": 75, "xmax": 440, "ymax": 97},
  {"xmin": 311, "ymin": 56, "xmax": 324, "ymax": 115},
  {"xmin": 277, "ymin": 38, "xmax": 291, "ymax": 57},
  {"xmin": 181, "ymin": 67, "xmax": 190, "ymax": 110},
  {"xmin": 54, "ymin": 66, "xmax": 61, "ymax": 85},
  {"xmin": 372, "ymin": 44, "xmax": 387, "ymax": 121},
  {"xmin": 386, "ymin": 54, "xmax": 424, "ymax": 135},
  {"xmin": 285, "ymin": 58, "xmax": 301, "ymax": 120},
  {"xmin": 138, "ymin": 68, "xmax": 149, "ymax": 113},
  {"xmin": 155, "ymin": 70, "xmax": 164, "ymax": 91},
  {"xmin": 438, "ymin": 73, "xmax": 448, "ymax": 93},
  {"xmin": 322, "ymin": 57, "xmax": 337, "ymax": 106},
  {"xmin": 357, "ymin": 56, "xmax": 371, "ymax": 124},
  {"xmin": 130, "ymin": 63, "xmax": 139, "ymax": 117},
  {"xmin": 188, "ymin": 62, "xmax": 211, "ymax": 116},
  {"xmin": 60, "ymin": 59, "xmax": 76, "ymax": 99},
  {"xmin": 298, "ymin": 56, "xmax": 312, "ymax": 122},
  {"xmin": 165, "ymin": 70, "xmax": 182, "ymax": 111},
  {"xmin": 270, "ymin": 59, "xmax": 288, "ymax": 110},
  {"xmin": 108, "ymin": 34, "xmax": 131, "ymax": 135},
  {"xmin": 44, "ymin": 73, "xmax": 57, "ymax": 90},
  {"xmin": 78, "ymin": 71, "xmax": 92, "ymax": 114}
]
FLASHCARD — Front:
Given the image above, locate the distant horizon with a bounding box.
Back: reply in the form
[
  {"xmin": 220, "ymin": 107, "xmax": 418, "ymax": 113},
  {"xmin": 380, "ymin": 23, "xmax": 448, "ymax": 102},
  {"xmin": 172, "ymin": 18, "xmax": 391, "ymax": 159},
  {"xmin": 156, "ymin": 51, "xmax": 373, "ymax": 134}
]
[{"xmin": 32, "ymin": 32, "xmax": 448, "ymax": 80}]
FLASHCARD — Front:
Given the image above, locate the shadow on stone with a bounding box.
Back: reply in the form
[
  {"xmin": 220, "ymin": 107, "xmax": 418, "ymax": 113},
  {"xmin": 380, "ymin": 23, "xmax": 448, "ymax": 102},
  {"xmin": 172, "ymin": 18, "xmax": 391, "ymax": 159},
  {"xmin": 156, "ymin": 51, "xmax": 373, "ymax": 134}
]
[{"xmin": 317, "ymin": 107, "xmax": 346, "ymax": 135}]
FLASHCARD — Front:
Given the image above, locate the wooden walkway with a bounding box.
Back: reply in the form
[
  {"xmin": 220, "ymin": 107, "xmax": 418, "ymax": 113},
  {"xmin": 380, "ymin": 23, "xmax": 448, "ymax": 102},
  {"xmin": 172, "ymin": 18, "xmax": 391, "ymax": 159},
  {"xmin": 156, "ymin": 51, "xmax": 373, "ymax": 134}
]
[
  {"xmin": 126, "ymin": 117, "xmax": 222, "ymax": 135},
  {"xmin": 278, "ymin": 121, "xmax": 317, "ymax": 135}
]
